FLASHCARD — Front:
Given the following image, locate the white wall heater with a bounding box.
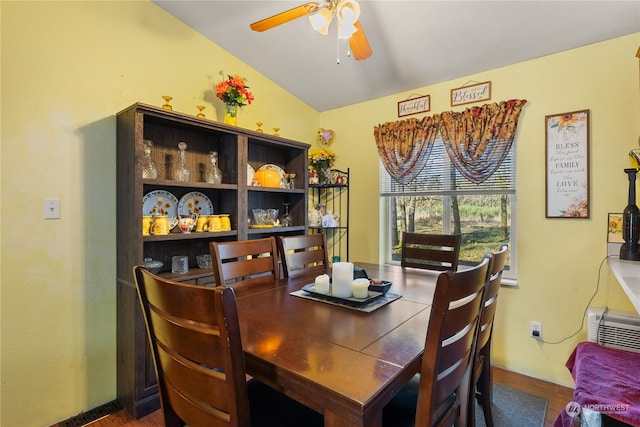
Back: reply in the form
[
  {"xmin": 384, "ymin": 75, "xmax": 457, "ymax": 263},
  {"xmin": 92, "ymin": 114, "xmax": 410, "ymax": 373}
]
[{"xmin": 587, "ymin": 307, "xmax": 640, "ymax": 353}]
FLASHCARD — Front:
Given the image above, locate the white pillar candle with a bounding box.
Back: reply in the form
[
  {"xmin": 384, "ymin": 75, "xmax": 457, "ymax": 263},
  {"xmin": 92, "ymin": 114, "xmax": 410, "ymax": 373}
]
[
  {"xmin": 352, "ymin": 278, "xmax": 370, "ymax": 299},
  {"xmin": 332, "ymin": 262, "xmax": 353, "ymax": 298},
  {"xmin": 314, "ymin": 274, "xmax": 330, "ymax": 294}
]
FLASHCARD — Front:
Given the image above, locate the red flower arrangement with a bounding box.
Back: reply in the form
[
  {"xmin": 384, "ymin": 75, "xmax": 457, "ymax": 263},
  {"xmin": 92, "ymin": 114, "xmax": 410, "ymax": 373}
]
[{"xmin": 215, "ymin": 73, "xmax": 254, "ymax": 107}]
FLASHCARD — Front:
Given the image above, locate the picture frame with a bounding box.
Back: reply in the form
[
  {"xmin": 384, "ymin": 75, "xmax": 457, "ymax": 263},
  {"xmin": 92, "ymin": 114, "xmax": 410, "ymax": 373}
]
[
  {"xmin": 608, "ymin": 213, "xmax": 624, "ymax": 243},
  {"xmin": 450, "ymin": 81, "xmax": 491, "ymax": 106},
  {"xmin": 545, "ymin": 109, "xmax": 590, "ymax": 218},
  {"xmin": 397, "ymin": 95, "xmax": 430, "ymax": 117}
]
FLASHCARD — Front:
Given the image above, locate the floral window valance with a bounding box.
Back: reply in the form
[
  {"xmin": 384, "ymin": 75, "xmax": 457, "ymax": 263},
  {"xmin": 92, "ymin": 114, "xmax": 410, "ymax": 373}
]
[
  {"xmin": 373, "ymin": 115, "xmax": 440, "ymax": 185},
  {"xmin": 374, "ymin": 99, "xmax": 527, "ymax": 184}
]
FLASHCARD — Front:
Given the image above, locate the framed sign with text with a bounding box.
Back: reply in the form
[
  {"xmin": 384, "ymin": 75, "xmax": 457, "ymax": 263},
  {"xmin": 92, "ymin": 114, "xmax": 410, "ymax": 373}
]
[
  {"xmin": 545, "ymin": 109, "xmax": 590, "ymax": 218},
  {"xmin": 397, "ymin": 95, "xmax": 430, "ymax": 117},
  {"xmin": 450, "ymin": 81, "xmax": 491, "ymax": 106}
]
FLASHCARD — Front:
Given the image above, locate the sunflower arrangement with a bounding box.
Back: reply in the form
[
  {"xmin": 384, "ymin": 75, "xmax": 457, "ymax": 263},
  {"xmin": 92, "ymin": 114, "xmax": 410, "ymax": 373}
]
[{"xmin": 308, "ymin": 148, "xmax": 336, "ymax": 172}]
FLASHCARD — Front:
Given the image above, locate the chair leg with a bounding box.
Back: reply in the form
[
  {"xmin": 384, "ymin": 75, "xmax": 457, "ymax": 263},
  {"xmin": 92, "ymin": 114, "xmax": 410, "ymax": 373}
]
[
  {"xmin": 458, "ymin": 367, "xmax": 472, "ymax": 427},
  {"xmin": 162, "ymin": 405, "xmax": 184, "ymax": 427},
  {"xmin": 476, "ymin": 354, "xmax": 494, "ymax": 427},
  {"xmin": 466, "ymin": 391, "xmax": 476, "ymax": 427}
]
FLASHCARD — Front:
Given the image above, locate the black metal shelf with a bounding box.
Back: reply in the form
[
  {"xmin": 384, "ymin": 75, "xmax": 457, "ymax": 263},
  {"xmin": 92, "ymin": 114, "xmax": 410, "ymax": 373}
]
[{"xmin": 309, "ymin": 168, "xmax": 349, "ymax": 262}]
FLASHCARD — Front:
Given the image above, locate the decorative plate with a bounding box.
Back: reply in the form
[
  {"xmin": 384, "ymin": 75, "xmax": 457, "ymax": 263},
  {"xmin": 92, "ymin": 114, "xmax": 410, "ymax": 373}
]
[
  {"xmin": 178, "ymin": 192, "xmax": 213, "ymax": 216},
  {"xmin": 142, "ymin": 190, "xmax": 178, "ymax": 230},
  {"xmin": 257, "ymin": 164, "xmax": 285, "ymax": 180},
  {"xmin": 248, "ymin": 164, "xmax": 256, "ymax": 186}
]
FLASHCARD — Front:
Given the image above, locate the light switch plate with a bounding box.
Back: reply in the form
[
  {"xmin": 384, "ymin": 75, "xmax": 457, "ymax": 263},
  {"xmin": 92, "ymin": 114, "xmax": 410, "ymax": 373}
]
[{"xmin": 44, "ymin": 198, "xmax": 61, "ymax": 219}]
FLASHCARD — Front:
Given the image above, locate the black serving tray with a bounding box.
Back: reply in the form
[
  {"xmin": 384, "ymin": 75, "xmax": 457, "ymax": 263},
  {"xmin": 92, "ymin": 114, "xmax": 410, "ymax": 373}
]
[{"xmin": 302, "ymin": 284, "xmax": 383, "ymax": 306}]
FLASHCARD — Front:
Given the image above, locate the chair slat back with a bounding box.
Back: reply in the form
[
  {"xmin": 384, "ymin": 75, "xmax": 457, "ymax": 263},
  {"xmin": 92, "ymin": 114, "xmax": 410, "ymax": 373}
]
[
  {"xmin": 477, "ymin": 244, "xmax": 508, "ymax": 351},
  {"xmin": 278, "ymin": 234, "xmax": 329, "ymax": 278},
  {"xmin": 415, "ymin": 256, "xmax": 491, "ymax": 427},
  {"xmin": 210, "ymin": 237, "xmax": 279, "ymax": 293},
  {"xmin": 401, "ymin": 232, "xmax": 462, "ymax": 271},
  {"xmin": 133, "ymin": 266, "xmax": 250, "ymax": 427}
]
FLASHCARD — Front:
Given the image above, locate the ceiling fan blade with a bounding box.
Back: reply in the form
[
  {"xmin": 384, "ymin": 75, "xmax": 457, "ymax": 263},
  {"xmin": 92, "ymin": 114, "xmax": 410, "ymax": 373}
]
[
  {"xmin": 349, "ymin": 21, "xmax": 372, "ymax": 60},
  {"xmin": 250, "ymin": 2, "xmax": 320, "ymax": 32}
]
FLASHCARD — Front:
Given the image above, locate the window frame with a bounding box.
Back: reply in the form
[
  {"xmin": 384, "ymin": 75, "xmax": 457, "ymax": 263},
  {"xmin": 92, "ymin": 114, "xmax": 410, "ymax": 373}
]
[{"xmin": 379, "ymin": 138, "xmax": 518, "ymax": 281}]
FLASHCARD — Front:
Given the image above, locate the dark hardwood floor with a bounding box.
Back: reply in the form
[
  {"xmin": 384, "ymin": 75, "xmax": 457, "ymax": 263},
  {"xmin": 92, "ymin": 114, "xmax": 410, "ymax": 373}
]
[{"xmin": 75, "ymin": 367, "xmax": 573, "ymax": 427}]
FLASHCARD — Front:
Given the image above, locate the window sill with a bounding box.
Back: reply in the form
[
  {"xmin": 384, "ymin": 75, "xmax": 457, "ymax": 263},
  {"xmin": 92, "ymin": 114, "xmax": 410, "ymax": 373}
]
[{"xmin": 500, "ymin": 277, "xmax": 518, "ymax": 287}]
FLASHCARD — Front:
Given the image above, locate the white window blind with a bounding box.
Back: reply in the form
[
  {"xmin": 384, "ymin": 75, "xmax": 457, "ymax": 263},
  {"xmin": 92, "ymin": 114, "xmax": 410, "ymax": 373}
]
[{"xmin": 380, "ymin": 137, "xmax": 516, "ymax": 196}]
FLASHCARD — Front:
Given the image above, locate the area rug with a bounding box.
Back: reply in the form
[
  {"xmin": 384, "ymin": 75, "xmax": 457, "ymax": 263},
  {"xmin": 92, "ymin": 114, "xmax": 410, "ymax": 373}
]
[{"xmin": 383, "ymin": 375, "xmax": 549, "ymax": 427}]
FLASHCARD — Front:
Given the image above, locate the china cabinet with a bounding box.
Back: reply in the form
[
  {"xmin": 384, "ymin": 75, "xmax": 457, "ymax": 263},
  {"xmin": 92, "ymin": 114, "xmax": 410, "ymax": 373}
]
[
  {"xmin": 116, "ymin": 103, "xmax": 309, "ymax": 417},
  {"xmin": 309, "ymin": 168, "xmax": 350, "ymax": 261}
]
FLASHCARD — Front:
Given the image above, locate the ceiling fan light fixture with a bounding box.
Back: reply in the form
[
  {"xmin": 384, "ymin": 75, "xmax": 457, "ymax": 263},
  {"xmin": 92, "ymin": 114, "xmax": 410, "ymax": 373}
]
[
  {"xmin": 309, "ymin": 7, "xmax": 334, "ymax": 35},
  {"xmin": 337, "ymin": 0, "xmax": 360, "ymax": 24},
  {"xmin": 337, "ymin": 20, "xmax": 358, "ymax": 39},
  {"xmin": 336, "ymin": 0, "xmax": 360, "ymax": 39},
  {"xmin": 250, "ymin": 0, "xmax": 371, "ymax": 61}
]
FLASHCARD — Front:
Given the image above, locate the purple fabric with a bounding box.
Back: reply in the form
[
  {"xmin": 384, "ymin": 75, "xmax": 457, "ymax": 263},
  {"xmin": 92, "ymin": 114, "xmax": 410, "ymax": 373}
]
[{"xmin": 554, "ymin": 341, "xmax": 640, "ymax": 427}]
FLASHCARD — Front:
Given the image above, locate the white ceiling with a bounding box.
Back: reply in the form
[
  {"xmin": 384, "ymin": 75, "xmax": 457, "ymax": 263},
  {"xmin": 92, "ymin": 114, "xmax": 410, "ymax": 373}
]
[{"xmin": 153, "ymin": 1, "xmax": 640, "ymax": 112}]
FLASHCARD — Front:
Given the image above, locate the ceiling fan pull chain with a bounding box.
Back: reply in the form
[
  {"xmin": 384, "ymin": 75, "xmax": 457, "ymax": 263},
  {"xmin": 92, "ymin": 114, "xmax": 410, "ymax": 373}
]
[{"xmin": 336, "ymin": 35, "xmax": 340, "ymax": 64}]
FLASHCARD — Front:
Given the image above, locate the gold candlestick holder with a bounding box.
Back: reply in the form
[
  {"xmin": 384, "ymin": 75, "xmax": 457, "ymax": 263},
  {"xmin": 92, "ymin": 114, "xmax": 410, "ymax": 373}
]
[{"xmin": 162, "ymin": 96, "xmax": 173, "ymax": 111}]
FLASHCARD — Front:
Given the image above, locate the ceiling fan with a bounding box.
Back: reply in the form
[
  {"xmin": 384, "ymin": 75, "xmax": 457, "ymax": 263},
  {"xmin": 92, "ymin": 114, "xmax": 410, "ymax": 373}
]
[{"xmin": 250, "ymin": 0, "xmax": 372, "ymax": 61}]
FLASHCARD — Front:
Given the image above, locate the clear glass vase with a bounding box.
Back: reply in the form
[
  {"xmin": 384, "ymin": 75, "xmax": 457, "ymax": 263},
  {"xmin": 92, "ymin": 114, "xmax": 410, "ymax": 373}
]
[
  {"xmin": 205, "ymin": 151, "xmax": 223, "ymax": 184},
  {"xmin": 317, "ymin": 166, "xmax": 330, "ymax": 185}
]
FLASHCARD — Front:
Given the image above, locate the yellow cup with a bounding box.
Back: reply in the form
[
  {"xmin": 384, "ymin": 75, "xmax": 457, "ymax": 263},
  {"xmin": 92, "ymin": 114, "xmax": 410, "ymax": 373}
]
[
  {"xmin": 195, "ymin": 215, "xmax": 209, "ymax": 232},
  {"xmin": 151, "ymin": 215, "xmax": 170, "ymax": 235},
  {"xmin": 142, "ymin": 216, "xmax": 153, "ymax": 236},
  {"xmin": 208, "ymin": 215, "xmax": 222, "ymax": 232},
  {"xmin": 219, "ymin": 214, "xmax": 231, "ymax": 231}
]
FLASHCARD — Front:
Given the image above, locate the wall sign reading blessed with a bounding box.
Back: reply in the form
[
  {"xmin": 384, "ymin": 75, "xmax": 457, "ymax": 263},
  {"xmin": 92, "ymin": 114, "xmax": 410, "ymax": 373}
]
[
  {"xmin": 397, "ymin": 95, "xmax": 430, "ymax": 117},
  {"xmin": 545, "ymin": 109, "xmax": 590, "ymax": 218},
  {"xmin": 450, "ymin": 81, "xmax": 491, "ymax": 106}
]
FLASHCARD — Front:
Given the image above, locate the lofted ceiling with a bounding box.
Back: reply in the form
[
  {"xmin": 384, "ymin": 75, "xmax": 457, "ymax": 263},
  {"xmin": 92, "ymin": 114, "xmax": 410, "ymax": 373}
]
[{"xmin": 153, "ymin": 1, "xmax": 640, "ymax": 112}]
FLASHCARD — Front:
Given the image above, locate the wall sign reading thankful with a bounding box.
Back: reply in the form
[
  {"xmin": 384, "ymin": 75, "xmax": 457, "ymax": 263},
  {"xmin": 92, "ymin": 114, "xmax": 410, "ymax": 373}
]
[
  {"xmin": 450, "ymin": 81, "xmax": 491, "ymax": 106},
  {"xmin": 397, "ymin": 95, "xmax": 430, "ymax": 117}
]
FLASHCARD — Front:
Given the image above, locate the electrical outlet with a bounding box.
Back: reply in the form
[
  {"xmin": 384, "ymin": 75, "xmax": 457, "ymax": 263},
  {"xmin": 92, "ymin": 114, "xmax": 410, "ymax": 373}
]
[{"xmin": 530, "ymin": 321, "xmax": 542, "ymax": 339}]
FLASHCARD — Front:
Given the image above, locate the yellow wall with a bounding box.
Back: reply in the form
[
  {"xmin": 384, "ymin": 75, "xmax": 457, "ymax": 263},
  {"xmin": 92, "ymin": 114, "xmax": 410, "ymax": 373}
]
[
  {"xmin": 1, "ymin": 0, "xmax": 639, "ymax": 425},
  {"xmin": 322, "ymin": 33, "xmax": 640, "ymax": 385},
  {"xmin": 1, "ymin": 2, "xmax": 317, "ymax": 426}
]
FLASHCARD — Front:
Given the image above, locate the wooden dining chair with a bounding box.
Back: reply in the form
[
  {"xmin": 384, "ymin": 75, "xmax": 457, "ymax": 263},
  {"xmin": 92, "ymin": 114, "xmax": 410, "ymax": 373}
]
[
  {"xmin": 401, "ymin": 232, "xmax": 462, "ymax": 271},
  {"xmin": 209, "ymin": 237, "xmax": 279, "ymax": 294},
  {"xmin": 383, "ymin": 255, "xmax": 492, "ymax": 427},
  {"xmin": 134, "ymin": 266, "xmax": 250, "ymax": 426},
  {"xmin": 133, "ymin": 266, "xmax": 323, "ymax": 427},
  {"xmin": 277, "ymin": 234, "xmax": 329, "ymax": 279},
  {"xmin": 468, "ymin": 244, "xmax": 509, "ymax": 427}
]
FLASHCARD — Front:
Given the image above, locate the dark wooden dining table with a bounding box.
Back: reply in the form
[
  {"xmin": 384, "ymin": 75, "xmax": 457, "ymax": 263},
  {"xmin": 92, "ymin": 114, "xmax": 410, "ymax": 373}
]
[{"xmin": 235, "ymin": 262, "xmax": 440, "ymax": 427}]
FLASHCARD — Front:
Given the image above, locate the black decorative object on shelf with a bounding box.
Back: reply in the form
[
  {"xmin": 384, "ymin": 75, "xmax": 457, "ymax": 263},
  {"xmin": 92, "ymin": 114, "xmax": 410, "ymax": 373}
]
[{"xmin": 620, "ymin": 168, "xmax": 640, "ymax": 261}]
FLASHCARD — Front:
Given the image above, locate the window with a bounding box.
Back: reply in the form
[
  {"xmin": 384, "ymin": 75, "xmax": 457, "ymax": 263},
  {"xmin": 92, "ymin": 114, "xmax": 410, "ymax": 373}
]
[{"xmin": 380, "ymin": 136, "xmax": 517, "ymax": 279}]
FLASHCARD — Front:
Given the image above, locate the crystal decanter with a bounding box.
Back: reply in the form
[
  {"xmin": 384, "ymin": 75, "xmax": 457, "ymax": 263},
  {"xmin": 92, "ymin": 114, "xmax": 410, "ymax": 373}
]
[
  {"xmin": 173, "ymin": 141, "xmax": 190, "ymax": 182},
  {"xmin": 205, "ymin": 151, "xmax": 223, "ymax": 184},
  {"xmin": 141, "ymin": 139, "xmax": 157, "ymax": 179}
]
